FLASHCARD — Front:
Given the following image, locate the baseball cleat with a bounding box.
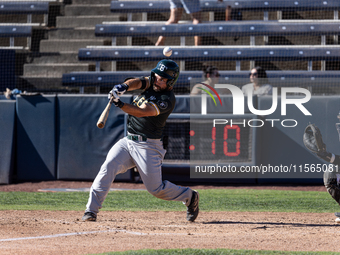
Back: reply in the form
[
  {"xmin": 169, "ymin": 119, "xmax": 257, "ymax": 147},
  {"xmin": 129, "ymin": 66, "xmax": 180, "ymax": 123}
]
[
  {"xmin": 82, "ymin": 212, "xmax": 97, "ymax": 222},
  {"xmin": 335, "ymin": 212, "xmax": 340, "ymax": 223},
  {"xmin": 186, "ymin": 190, "xmax": 199, "ymax": 222}
]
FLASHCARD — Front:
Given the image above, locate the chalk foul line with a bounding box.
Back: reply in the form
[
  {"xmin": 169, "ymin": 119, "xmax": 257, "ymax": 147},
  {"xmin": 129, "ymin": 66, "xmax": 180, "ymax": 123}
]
[
  {"xmin": 0, "ymin": 229, "xmax": 146, "ymax": 242},
  {"xmin": 0, "ymin": 228, "xmax": 195, "ymax": 242}
]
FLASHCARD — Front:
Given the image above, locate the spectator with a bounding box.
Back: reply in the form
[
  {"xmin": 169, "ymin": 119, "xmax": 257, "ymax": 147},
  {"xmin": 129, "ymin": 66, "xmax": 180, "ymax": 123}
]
[
  {"xmin": 242, "ymin": 66, "xmax": 272, "ymax": 95},
  {"xmin": 155, "ymin": 0, "xmax": 201, "ymax": 46},
  {"xmin": 218, "ymin": 0, "xmax": 232, "ymax": 21},
  {"xmin": 225, "ymin": 5, "xmax": 232, "ymax": 21},
  {"xmin": 191, "ymin": 64, "xmax": 223, "ymax": 95}
]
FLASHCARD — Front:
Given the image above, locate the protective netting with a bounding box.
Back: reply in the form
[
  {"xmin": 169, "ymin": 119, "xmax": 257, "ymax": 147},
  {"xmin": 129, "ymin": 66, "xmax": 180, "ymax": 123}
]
[{"xmin": 0, "ymin": 0, "xmax": 339, "ymax": 96}]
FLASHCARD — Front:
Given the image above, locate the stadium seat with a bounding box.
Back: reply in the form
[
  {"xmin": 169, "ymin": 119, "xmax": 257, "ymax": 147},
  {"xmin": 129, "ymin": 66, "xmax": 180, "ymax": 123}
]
[
  {"xmin": 110, "ymin": 0, "xmax": 340, "ymax": 21},
  {"xmin": 64, "ymin": 1, "xmax": 340, "ymax": 95},
  {"xmin": 95, "ymin": 21, "xmax": 340, "ymax": 46},
  {"xmin": 78, "ymin": 45, "xmax": 340, "ymax": 62},
  {"xmin": 0, "ymin": 2, "xmax": 49, "ymax": 15},
  {"xmin": 96, "ymin": 21, "xmax": 340, "ymax": 38},
  {"xmin": 0, "ymin": 2, "xmax": 50, "ymax": 24},
  {"xmin": 0, "ymin": 25, "xmax": 32, "ymax": 49},
  {"xmin": 0, "ymin": 2, "xmax": 50, "ymax": 48},
  {"xmin": 69, "ymin": 42, "xmax": 340, "ymax": 93},
  {"xmin": 111, "ymin": 0, "xmax": 340, "ymax": 13},
  {"xmin": 62, "ymin": 70, "xmax": 340, "ymax": 94}
]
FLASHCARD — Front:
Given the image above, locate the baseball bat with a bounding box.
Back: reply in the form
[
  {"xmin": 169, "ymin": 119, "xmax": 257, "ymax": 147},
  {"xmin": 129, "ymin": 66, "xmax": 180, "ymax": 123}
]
[{"xmin": 97, "ymin": 97, "xmax": 114, "ymax": 129}]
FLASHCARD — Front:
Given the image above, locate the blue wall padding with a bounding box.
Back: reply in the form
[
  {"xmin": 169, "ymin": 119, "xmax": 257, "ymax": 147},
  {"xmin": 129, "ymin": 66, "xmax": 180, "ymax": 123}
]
[
  {"xmin": 4, "ymin": 94, "xmax": 340, "ymax": 184},
  {"xmin": 16, "ymin": 95, "xmax": 56, "ymax": 181},
  {"xmin": 174, "ymin": 95, "xmax": 190, "ymax": 113},
  {"xmin": 57, "ymin": 95, "xmax": 132, "ymax": 180},
  {"xmin": 0, "ymin": 100, "xmax": 16, "ymax": 184}
]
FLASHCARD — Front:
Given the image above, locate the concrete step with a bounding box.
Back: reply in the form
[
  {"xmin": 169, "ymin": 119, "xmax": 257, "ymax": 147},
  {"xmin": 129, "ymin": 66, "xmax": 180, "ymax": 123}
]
[
  {"xmin": 72, "ymin": 0, "xmax": 112, "ymax": 5},
  {"xmin": 48, "ymin": 28, "xmax": 97, "ymax": 40},
  {"xmin": 23, "ymin": 63, "xmax": 90, "ymax": 77},
  {"xmin": 56, "ymin": 15, "xmax": 122, "ymax": 28},
  {"xmin": 31, "ymin": 53, "xmax": 79, "ymax": 64},
  {"xmin": 39, "ymin": 39, "xmax": 110, "ymax": 52},
  {"xmin": 64, "ymin": 5, "xmax": 112, "ymax": 16}
]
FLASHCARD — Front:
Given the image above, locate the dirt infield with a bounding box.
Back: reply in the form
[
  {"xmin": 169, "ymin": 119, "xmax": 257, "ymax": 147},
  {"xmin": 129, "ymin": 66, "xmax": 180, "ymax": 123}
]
[{"xmin": 0, "ymin": 181, "xmax": 339, "ymax": 255}]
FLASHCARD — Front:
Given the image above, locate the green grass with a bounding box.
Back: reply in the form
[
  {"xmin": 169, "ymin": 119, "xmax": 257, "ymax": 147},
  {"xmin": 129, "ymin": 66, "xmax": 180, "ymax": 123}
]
[
  {"xmin": 90, "ymin": 248, "xmax": 340, "ymax": 255},
  {"xmin": 0, "ymin": 189, "xmax": 339, "ymax": 213},
  {"xmin": 1, "ymin": 189, "xmax": 339, "ymax": 255}
]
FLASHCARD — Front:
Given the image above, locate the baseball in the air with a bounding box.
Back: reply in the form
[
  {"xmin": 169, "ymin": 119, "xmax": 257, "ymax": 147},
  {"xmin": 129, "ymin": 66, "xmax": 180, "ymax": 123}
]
[{"xmin": 163, "ymin": 46, "xmax": 172, "ymax": 57}]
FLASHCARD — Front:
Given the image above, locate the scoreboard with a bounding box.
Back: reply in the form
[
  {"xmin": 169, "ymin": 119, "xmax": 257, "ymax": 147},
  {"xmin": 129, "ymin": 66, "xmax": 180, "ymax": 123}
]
[{"xmin": 163, "ymin": 114, "xmax": 258, "ymax": 167}]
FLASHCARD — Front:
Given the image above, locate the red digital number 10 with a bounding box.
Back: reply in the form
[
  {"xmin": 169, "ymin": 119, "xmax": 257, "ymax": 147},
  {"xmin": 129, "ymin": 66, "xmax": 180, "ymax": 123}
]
[{"xmin": 212, "ymin": 125, "xmax": 240, "ymax": 156}]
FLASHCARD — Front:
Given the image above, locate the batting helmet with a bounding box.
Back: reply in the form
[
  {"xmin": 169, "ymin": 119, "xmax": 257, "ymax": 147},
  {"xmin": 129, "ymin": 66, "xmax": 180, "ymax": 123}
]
[{"xmin": 150, "ymin": 59, "xmax": 180, "ymax": 88}]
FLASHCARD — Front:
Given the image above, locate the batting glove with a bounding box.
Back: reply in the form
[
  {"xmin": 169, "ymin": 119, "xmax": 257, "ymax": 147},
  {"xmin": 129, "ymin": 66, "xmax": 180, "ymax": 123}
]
[
  {"xmin": 113, "ymin": 83, "xmax": 129, "ymax": 96},
  {"xmin": 108, "ymin": 89, "xmax": 118, "ymax": 99},
  {"xmin": 110, "ymin": 90, "xmax": 124, "ymax": 108}
]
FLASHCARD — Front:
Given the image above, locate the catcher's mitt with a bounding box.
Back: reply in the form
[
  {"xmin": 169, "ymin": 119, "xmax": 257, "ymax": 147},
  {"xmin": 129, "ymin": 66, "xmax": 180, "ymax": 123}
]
[{"xmin": 303, "ymin": 123, "xmax": 326, "ymax": 153}]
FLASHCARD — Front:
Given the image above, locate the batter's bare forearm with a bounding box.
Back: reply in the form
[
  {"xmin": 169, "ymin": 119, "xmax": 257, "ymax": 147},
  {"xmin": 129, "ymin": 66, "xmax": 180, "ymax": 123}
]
[
  {"xmin": 121, "ymin": 102, "xmax": 157, "ymax": 118},
  {"xmin": 125, "ymin": 77, "xmax": 150, "ymax": 91}
]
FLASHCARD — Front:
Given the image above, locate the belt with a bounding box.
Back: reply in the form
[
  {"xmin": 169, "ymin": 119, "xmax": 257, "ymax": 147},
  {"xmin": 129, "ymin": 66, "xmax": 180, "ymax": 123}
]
[
  {"xmin": 127, "ymin": 133, "xmax": 162, "ymax": 142},
  {"xmin": 127, "ymin": 134, "xmax": 147, "ymax": 142}
]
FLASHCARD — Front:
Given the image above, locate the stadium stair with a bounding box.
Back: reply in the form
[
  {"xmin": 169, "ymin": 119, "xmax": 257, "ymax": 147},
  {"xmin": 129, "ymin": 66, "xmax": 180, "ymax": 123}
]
[{"xmin": 18, "ymin": 0, "xmax": 124, "ymax": 92}]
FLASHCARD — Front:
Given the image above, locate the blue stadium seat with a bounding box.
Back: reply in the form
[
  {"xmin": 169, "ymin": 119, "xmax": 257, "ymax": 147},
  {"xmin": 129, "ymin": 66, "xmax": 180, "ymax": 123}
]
[
  {"xmin": 110, "ymin": 0, "xmax": 340, "ymax": 13},
  {"xmin": 63, "ymin": 71, "xmax": 203, "ymax": 88},
  {"xmin": 111, "ymin": 1, "xmax": 169, "ymax": 13},
  {"xmin": 78, "ymin": 46, "xmax": 340, "ymax": 62},
  {"xmin": 0, "ymin": 2, "xmax": 49, "ymax": 14},
  {"xmin": 0, "ymin": 2, "xmax": 50, "ymax": 25},
  {"xmin": 95, "ymin": 21, "xmax": 340, "ymax": 38},
  {"xmin": 0, "ymin": 25, "xmax": 32, "ymax": 48},
  {"xmin": 0, "ymin": 2, "xmax": 50, "ymax": 48},
  {"xmin": 63, "ymin": 70, "xmax": 340, "ymax": 93},
  {"xmin": 0, "ymin": 25, "xmax": 31, "ymax": 37}
]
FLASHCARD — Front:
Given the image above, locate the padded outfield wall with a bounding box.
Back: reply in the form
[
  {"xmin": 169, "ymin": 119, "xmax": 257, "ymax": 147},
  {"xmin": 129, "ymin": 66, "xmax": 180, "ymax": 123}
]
[{"xmin": 1, "ymin": 94, "xmax": 338, "ymax": 184}]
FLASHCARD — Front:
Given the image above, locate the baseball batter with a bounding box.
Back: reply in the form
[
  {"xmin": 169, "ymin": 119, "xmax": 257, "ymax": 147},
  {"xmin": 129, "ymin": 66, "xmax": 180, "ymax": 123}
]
[
  {"xmin": 303, "ymin": 117, "xmax": 340, "ymax": 223},
  {"xmin": 82, "ymin": 59, "xmax": 199, "ymax": 222}
]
